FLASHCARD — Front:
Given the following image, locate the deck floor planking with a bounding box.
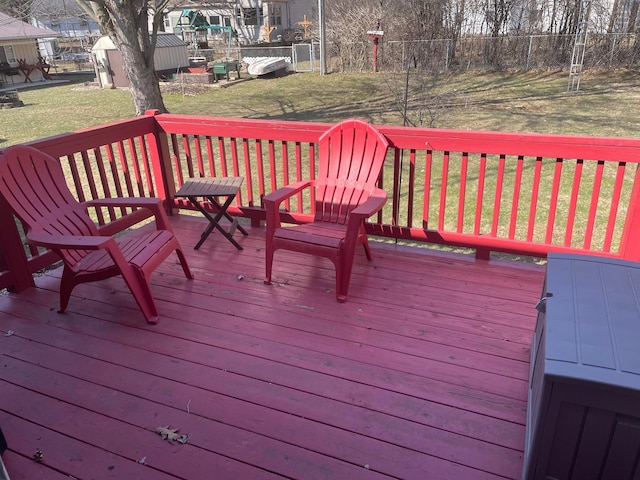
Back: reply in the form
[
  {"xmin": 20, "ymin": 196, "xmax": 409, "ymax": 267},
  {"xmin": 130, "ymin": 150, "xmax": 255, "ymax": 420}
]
[{"xmin": 0, "ymin": 214, "xmax": 545, "ymax": 479}]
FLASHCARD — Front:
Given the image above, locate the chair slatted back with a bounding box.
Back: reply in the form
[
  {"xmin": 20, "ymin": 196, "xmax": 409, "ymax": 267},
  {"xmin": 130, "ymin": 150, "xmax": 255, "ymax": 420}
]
[
  {"xmin": 0, "ymin": 146, "xmax": 97, "ymax": 266},
  {"xmin": 315, "ymin": 119, "xmax": 389, "ymax": 224}
]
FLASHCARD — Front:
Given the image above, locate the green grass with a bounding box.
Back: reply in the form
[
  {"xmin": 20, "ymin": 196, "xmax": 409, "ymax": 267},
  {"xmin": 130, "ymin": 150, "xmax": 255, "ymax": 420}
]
[{"xmin": 3, "ymin": 69, "xmax": 640, "ymax": 147}]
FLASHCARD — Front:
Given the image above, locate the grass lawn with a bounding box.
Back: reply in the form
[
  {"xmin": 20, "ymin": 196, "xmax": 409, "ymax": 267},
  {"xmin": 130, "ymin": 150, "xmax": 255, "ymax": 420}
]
[{"xmin": 2, "ymin": 68, "xmax": 640, "ymax": 147}]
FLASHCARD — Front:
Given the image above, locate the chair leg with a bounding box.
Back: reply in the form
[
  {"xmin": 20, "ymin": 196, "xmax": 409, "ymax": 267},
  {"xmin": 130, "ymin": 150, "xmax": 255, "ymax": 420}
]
[
  {"xmin": 335, "ymin": 258, "xmax": 352, "ymax": 303},
  {"xmin": 360, "ymin": 224, "xmax": 373, "ymax": 261},
  {"xmin": 58, "ymin": 267, "xmax": 76, "ymax": 313},
  {"xmin": 336, "ymin": 276, "xmax": 348, "ymax": 303},
  {"xmin": 120, "ymin": 266, "xmax": 160, "ymax": 324},
  {"xmin": 264, "ymin": 246, "xmax": 274, "ymax": 285},
  {"xmin": 175, "ymin": 247, "xmax": 194, "ymax": 279}
]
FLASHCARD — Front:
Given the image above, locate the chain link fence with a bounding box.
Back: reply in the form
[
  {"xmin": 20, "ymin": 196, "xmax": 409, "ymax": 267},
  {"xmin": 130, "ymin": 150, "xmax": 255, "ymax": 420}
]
[
  {"xmin": 327, "ymin": 33, "xmax": 640, "ymax": 73},
  {"xmin": 206, "ymin": 33, "xmax": 639, "ymax": 75}
]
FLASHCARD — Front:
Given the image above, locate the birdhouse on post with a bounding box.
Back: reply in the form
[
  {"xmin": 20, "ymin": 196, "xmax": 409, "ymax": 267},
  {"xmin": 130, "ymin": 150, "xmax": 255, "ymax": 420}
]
[{"xmin": 367, "ymin": 19, "xmax": 384, "ymax": 72}]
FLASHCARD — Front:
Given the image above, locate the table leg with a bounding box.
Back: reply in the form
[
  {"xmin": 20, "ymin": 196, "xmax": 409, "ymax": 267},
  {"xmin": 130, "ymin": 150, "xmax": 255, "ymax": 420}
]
[
  {"xmin": 207, "ymin": 196, "xmax": 248, "ymax": 236},
  {"xmin": 189, "ymin": 195, "xmax": 248, "ymax": 250}
]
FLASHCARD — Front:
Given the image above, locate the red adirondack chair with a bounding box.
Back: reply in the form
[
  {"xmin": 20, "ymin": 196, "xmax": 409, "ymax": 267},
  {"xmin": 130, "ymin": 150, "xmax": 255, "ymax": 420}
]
[
  {"xmin": 0, "ymin": 145, "xmax": 193, "ymax": 324},
  {"xmin": 264, "ymin": 118, "xmax": 389, "ymax": 302}
]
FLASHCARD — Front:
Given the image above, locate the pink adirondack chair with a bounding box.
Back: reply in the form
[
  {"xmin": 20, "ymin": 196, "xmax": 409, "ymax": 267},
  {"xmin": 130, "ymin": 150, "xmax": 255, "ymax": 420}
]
[
  {"xmin": 264, "ymin": 118, "xmax": 389, "ymax": 302},
  {"xmin": 0, "ymin": 145, "xmax": 193, "ymax": 324}
]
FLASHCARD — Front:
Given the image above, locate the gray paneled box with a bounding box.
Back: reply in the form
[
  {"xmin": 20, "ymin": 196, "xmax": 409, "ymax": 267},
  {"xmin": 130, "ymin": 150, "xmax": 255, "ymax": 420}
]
[{"xmin": 524, "ymin": 253, "xmax": 640, "ymax": 480}]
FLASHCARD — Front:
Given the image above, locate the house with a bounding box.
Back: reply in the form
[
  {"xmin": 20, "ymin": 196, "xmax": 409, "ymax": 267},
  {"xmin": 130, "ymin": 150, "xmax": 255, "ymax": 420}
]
[
  {"xmin": 0, "ymin": 11, "xmax": 58, "ymax": 84},
  {"xmin": 32, "ymin": 14, "xmax": 100, "ymax": 61},
  {"xmin": 162, "ymin": 0, "xmax": 316, "ymax": 47}
]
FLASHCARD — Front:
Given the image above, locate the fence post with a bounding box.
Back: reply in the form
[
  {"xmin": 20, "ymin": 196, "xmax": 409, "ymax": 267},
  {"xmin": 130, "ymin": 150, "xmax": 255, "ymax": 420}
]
[
  {"xmin": 446, "ymin": 39, "xmax": 451, "ymax": 70},
  {"xmin": 610, "ymin": 35, "xmax": 617, "ymax": 67}
]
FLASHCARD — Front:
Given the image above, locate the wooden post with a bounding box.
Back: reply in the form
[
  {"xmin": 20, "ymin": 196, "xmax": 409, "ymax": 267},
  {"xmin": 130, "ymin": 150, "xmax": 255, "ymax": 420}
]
[
  {"xmin": 367, "ymin": 30, "xmax": 384, "ymax": 72},
  {"xmin": 0, "ymin": 195, "xmax": 34, "ymax": 292},
  {"xmin": 619, "ymin": 165, "xmax": 640, "ymax": 260},
  {"xmin": 144, "ymin": 110, "xmax": 177, "ymax": 213}
]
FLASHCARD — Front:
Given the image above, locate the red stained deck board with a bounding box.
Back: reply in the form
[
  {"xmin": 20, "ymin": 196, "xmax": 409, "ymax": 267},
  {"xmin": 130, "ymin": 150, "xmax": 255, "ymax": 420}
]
[
  {"xmin": 0, "ymin": 450, "xmax": 72, "ymax": 480},
  {"xmin": 0, "ymin": 409, "xmax": 175, "ymax": 480},
  {"xmin": 40, "ymin": 268, "xmax": 531, "ymax": 384},
  {"xmin": 0, "ymin": 310, "xmax": 523, "ymax": 453},
  {"xmin": 0, "ymin": 381, "xmax": 281, "ymax": 480},
  {"xmin": 179, "ymin": 248, "xmax": 538, "ymax": 332},
  {"xmin": 153, "ymin": 261, "xmax": 537, "ymax": 352},
  {"xmin": 172, "ymin": 217, "xmax": 542, "ymax": 324},
  {"xmin": 1, "ymin": 293, "xmax": 528, "ymax": 424},
  {"xmin": 179, "ymin": 224, "xmax": 541, "ymax": 321},
  {"xmin": 44, "ymin": 227, "xmax": 539, "ymax": 358},
  {"xmin": 172, "ymin": 223, "xmax": 541, "ymax": 341},
  {"xmin": 0, "ymin": 215, "xmax": 544, "ymax": 480},
  {"xmin": 0, "ymin": 339, "xmax": 521, "ymax": 479}
]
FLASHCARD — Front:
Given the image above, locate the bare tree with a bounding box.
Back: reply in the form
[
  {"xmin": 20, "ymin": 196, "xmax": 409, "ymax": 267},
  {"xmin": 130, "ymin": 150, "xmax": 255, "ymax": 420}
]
[
  {"xmin": 0, "ymin": 0, "xmax": 34, "ymax": 20},
  {"xmin": 76, "ymin": 0, "xmax": 170, "ymax": 115},
  {"xmin": 325, "ymin": 0, "xmax": 381, "ymax": 71}
]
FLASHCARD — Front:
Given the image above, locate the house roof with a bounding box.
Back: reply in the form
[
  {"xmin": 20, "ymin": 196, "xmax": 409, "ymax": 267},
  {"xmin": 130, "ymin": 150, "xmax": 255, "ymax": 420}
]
[{"xmin": 0, "ymin": 11, "xmax": 59, "ymax": 40}]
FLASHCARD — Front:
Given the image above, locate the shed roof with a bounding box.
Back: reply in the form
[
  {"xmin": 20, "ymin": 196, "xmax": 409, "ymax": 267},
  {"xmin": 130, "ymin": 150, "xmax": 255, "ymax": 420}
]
[
  {"xmin": 92, "ymin": 33, "xmax": 187, "ymax": 51},
  {"xmin": 0, "ymin": 12, "xmax": 58, "ymax": 40}
]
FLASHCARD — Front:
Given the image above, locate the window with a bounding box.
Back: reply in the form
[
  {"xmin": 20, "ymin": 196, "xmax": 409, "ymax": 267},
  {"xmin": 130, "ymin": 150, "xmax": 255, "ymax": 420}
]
[
  {"xmin": 0, "ymin": 45, "xmax": 16, "ymax": 64},
  {"xmin": 163, "ymin": 15, "xmax": 172, "ymax": 28},
  {"xmin": 224, "ymin": 17, "xmax": 232, "ymax": 27},
  {"xmin": 209, "ymin": 15, "xmax": 221, "ymax": 26},
  {"xmin": 236, "ymin": 7, "xmax": 259, "ymax": 26},
  {"xmin": 269, "ymin": 5, "xmax": 282, "ymax": 27}
]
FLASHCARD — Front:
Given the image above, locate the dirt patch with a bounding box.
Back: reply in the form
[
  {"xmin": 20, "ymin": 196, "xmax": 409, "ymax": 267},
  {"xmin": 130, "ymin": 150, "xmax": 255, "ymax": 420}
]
[
  {"xmin": 71, "ymin": 81, "xmax": 101, "ymax": 92},
  {"xmin": 160, "ymin": 82, "xmax": 212, "ymax": 95}
]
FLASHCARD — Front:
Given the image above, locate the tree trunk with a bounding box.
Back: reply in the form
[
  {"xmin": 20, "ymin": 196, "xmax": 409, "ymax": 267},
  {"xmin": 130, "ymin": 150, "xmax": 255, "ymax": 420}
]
[
  {"xmin": 116, "ymin": 31, "xmax": 166, "ymax": 115},
  {"xmin": 627, "ymin": 1, "xmax": 640, "ymax": 33},
  {"xmin": 608, "ymin": 0, "xmax": 621, "ymax": 33},
  {"xmin": 77, "ymin": 0, "xmax": 168, "ymax": 115}
]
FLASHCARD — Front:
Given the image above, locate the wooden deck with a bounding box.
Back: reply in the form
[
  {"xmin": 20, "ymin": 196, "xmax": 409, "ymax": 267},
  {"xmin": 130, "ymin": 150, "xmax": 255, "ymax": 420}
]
[{"xmin": 0, "ymin": 214, "xmax": 545, "ymax": 480}]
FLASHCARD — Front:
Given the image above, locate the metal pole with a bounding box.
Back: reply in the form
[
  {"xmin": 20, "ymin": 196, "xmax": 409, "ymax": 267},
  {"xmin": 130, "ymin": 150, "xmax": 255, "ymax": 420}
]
[
  {"xmin": 318, "ymin": 0, "xmax": 326, "ymax": 75},
  {"xmin": 402, "ymin": 55, "xmax": 417, "ymax": 127}
]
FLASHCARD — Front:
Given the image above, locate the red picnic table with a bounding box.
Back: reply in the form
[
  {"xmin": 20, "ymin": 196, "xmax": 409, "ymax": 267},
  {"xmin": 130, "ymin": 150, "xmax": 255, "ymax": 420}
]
[{"xmin": 18, "ymin": 58, "xmax": 52, "ymax": 82}]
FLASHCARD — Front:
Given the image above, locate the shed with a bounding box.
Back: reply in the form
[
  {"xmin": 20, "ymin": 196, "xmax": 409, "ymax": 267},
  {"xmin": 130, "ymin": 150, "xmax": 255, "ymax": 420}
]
[{"xmin": 91, "ymin": 33, "xmax": 189, "ymax": 88}]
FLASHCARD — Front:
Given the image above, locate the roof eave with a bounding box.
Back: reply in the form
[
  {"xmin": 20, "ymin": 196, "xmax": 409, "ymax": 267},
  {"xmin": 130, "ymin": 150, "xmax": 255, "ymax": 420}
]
[{"xmin": 0, "ymin": 33, "xmax": 62, "ymax": 41}]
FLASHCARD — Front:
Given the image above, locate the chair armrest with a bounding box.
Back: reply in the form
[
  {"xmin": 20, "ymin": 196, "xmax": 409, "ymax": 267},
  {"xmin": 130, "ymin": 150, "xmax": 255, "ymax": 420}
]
[
  {"xmin": 263, "ymin": 181, "xmax": 314, "ymax": 207},
  {"xmin": 85, "ymin": 197, "xmax": 164, "ymax": 217},
  {"xmin": 349, "ymin": 188, "xmax": 387, "ymax": 220},
  {"xmin": 85, "ymin": 197, "xmax": 172, "ymax": 232},
  {"xmin": 263, "ymin": 181, "xmax": 314, "ymax": 232},
  {"xmin": 27, "ymin": 231, "xmax": 113, "ymax": 250}
]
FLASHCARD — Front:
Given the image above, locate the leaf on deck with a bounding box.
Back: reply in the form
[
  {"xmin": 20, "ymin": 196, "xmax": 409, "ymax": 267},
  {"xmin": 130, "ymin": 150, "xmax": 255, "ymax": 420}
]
[{"xmin": 155, "ymin": 426, "xmax": 188, "ymax": 444}]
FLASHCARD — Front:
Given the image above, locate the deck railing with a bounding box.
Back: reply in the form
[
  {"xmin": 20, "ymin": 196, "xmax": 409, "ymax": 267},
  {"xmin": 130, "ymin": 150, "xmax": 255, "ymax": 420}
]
[{"xmin": 2, "ymin": 111, "xmax": 640, "ymax": 292}]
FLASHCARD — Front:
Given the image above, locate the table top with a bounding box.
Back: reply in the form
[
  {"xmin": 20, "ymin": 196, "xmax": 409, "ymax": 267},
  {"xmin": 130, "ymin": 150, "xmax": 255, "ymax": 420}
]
[{"xmin": 175, "ymin": 177, "xmax": 244, "ymax": 197}]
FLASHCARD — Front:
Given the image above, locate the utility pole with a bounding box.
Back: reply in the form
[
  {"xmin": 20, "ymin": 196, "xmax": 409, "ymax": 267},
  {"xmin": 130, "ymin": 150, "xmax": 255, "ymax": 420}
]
[{"xmin": 318, "ymin": 0, "xmax": 326, "ymax": 75}]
